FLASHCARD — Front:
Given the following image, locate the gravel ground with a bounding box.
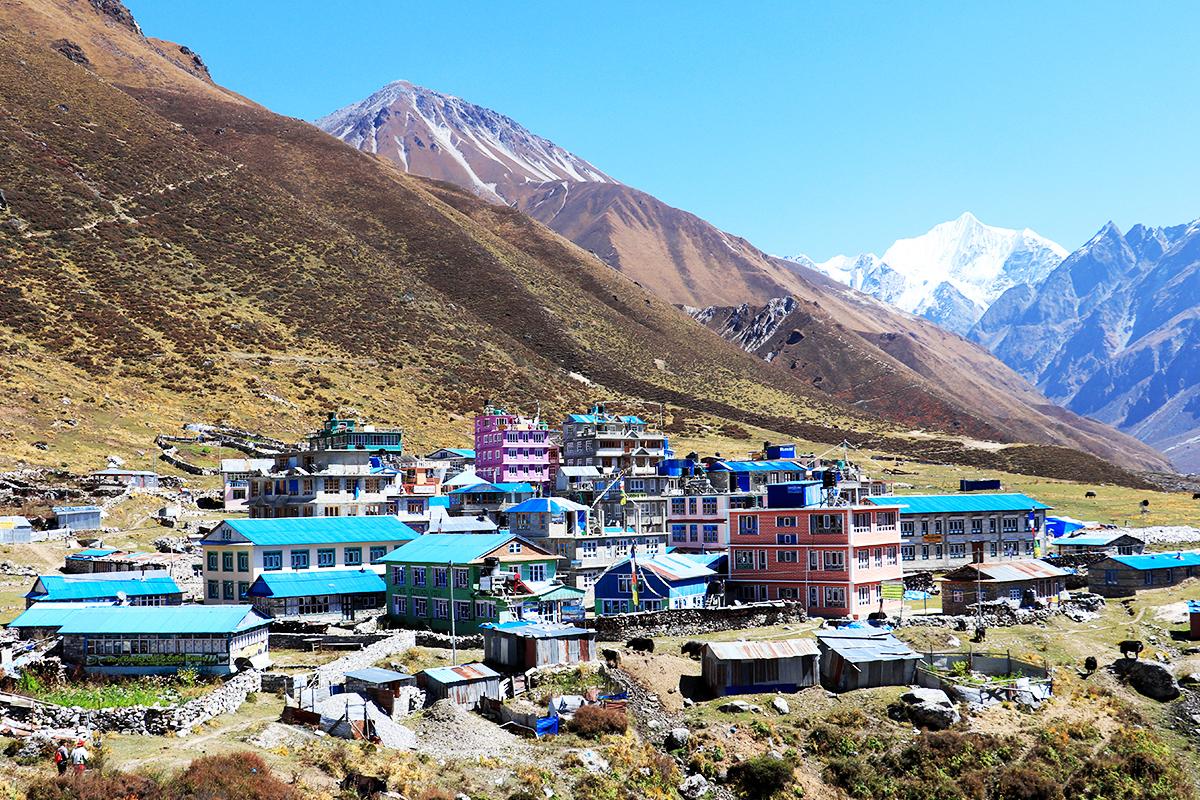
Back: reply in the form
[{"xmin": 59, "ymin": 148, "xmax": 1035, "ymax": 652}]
[
  {"xmin": 1128, "ymin": 526, "xmax": 1200, "ymax": 545},
  {"xmin": 409, "ymin": 699, "xmax": 537, "ymax": 762}
]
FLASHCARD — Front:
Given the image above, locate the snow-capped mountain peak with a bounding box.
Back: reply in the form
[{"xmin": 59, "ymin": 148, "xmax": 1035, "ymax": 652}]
[
  {"xmin": 314, "ymin": 80, "xmax": 616, "ymax": 204},
  {"xmin": 781, "ymin": 214, "xmax": 1067, "ymax": 335}
]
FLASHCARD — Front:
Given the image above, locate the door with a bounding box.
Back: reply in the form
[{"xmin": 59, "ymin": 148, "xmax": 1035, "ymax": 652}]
[{"xmin": 972, "ymin": 542, "xmax": 984, "ymax": 563}]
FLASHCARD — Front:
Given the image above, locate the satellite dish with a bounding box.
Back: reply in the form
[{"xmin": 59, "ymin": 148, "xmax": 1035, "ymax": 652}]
[{"xmin": 117, "ymin": 590, "xmax": 127, "ymax": 605}]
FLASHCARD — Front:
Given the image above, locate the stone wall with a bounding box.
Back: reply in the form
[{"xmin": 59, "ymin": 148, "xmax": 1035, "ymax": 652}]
[
  {"xmin": 302, "ymin": 632, "xmax": 416, "ymax": 692},
  {"xmin": 30, "ymin": 670, "xmax": 262, "ymax": 736},
  {"xmin": 586, "ymin": 601, "xmax": 808, "ymax": 641},
  {"xmin": 414, "ymin": 631, "xmax": 484, "ymax": 649},
  {"xmin": 893, "ymin": 593, "xmax": 1106, "ymax": 632},
  {"xmin": 268, "ymin": 633, "xmax": 391, "ymax": 650}
]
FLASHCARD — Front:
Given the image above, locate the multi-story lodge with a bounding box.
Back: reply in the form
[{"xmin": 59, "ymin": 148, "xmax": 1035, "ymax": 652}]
[
  {"xmin": 865, "ymin": 493, "xmax": 1050, "ymax": 571},
  {"xmin": 474, "ymin": 406, "xmax": 554, "ymax": 486},
  {"xmin": 560, "ymin": 406, "xmax": 670, "ymax": 477},
  {"xmin": 727, "ymin": 482, "xmax": 903, "ymax": 619},
  {"xmin": 199, "ymin": 517, "xmax": 418, "ymax": 605}
]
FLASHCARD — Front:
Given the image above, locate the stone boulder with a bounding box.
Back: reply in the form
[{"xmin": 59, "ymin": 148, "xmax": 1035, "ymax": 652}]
[
  {"xmin": 899, "ymin": 687, "xmax": 961, "ymax": 730},
  {"xmin": 771, "ymin": 697, "xmax": 790, "ymax": 715},
  {"xmin": 664, "ymin": 727, "xmax": 691, "ymax": 751},
  {"xmin": 1113, "ymin": 657, "xmax": 1180, "ymax": 701},
  {"xmin": 719, "ymin": 700, "xmax": 752, "ymax": 713},
  {"xmin": 679, "ymin": 773, "xmax": 711, "ymax": 799}
]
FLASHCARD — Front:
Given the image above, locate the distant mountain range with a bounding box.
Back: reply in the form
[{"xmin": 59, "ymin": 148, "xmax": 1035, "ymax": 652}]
[
  {"xmin": 783, "ymin": 213, "xmax": 1068, "ymax": 335},
  {"xmin": 972, "ymin": 219, "xmax": 1200, "ymax": 472}
]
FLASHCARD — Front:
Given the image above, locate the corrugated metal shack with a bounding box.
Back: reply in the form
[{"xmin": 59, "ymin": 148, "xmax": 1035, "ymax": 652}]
[
  {"xmin": 53, "ymin": 506, "xmax": 103, "ymax": 532},
  {"xmin": 481, "ymin": 621, "xmax": 596, "ymax": 671},
  {"xmin": 421, "ymin": 663, "xmax": 502, "ymax": 709},
  {"xmin": 0, "ymin": 517, "xmax": 33, "ymax": 544},
  {"xmin": 816, "ymin": 627, "xmax": 921, "ymax": 692},
  {"xmin": 701, "ymin": 639, "xmax": 819, "ymax": 697}
]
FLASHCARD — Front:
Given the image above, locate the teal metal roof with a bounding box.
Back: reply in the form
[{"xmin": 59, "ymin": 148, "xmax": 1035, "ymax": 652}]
[
  {"xmin": 67, "ymin": 549, "xmax": 120, "ymax": 559},
  {"xmin": 381, "ymin": 533, "xmax": 544, "ymax": 564},
  {"xmin": 448, "ymin": 482, "xmax": 534, "ymax": 495},
  {"xmin": 54, "ymin": 605, "xmax": 270, "ymax": 635},
  {"xmin": 1104, "ymin": 553, "xmax": 1200, "ymax": 571},
  {"xmin": 507, "ymin": 497, "xmax": 589, "ymax": 514},
  {"xmin": 866, "ymin": 493, "xmax": 1051, "ymax": 514},
  {"xmin": 8, "ymin": 602, "xmax": 116, "ymax": 629},
  {"xmin": 244, "ymin": 569, "xmax": 385, "ymax": 598},
  {"xmin": 204, "ymin": 517, "xmax": 418, "ymax": 546},
  {"xmin": 27, "ymin": 575, "xmax": 180, "ymax": 601},
  {"xmin": 707, "ymin": 460, "xmax": 802, "ymax": 472}
]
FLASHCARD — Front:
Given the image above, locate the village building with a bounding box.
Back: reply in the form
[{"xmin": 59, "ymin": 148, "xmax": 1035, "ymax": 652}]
[
  {"xmin": 727, "ymin": 482, "xmax": 904, "ymax": 618},
  {"xmin": 704, "ymin": 460, "xmax": 807, "ymax": 493},
  {"xmin": 425, "ymin": 447, "xmax": 476, "ymax": 471},
  {"xmin": 815, "ymin": 627, "xmax": 922, "ymax": 692},
  {"xmin": 344, "ymin": 668, "xmax": 416, "ymax": 716},
  {"xmin": 701, "ymin": 639, "xmax": 819, "ymax": 697},
  {"xmin": 421, "ymin": 663, "xmax": 502, "ymax": 709},
  {"xmin": 63, "ymin": 548, "xmax": 197, "ymax": 585},
  {"xmin": 666, "ymin": 491, "xmax": 764, "ymax": 553},
  {"xmin": 52, "ymin": 505, "xmax": 102, "ymax": 532},
  {"xmin": 474, "ymin": 406, "xmax": 554, "ymax": 486},
  {"xmin": 592, "ymin": 553, "xmax": 720, "ymax": 614},
  {"xmin": 1053, "ymin": 531, "xmax": 1144, "ymax": 556},
  {"xmin": 446, "ymin": 480, "xmax": 535, "ymax": 525},
  {"xmin": 939, "ymin": 560, "xmax": 1070, "ymax": 615},
  {"xmin": 425, "ymin": 506, "xmax": 499, "ymax": 534},
  {"xmin": 480, "ymin": 621, "xmax": 597, "ymax": 671},
  {"xmin": 199, "ymin": 517, "xmax": 418, "ymax": 605},
  {"xmin": 8, "ymin": 601, "xmax": 115, "ymax": 640},
  {"xmin": 220, "ymin": 458, "xmax": 275, "ymax": 512},
  {"xmin": 88, "ymin": 468, "xmax": 159, "ymax": 489},
  {"xmin": 24, "ymin": 572, "xmax": 182, "ymax": 608},
  {"xmin": 866, "ymin": 493, "xmax": 1051, "ymax": 571},
  {"xmin": 244, "ymin": 569, "xmax": 386, "ymax": 622},
  {"xmin": 0, "ymin": 516, "xmax": 33, "ymax": 544},
  {"xmin": 1087, "ymin": 552, "xmax": 1200, "ymax": 598},
  {"xmin": 560, "ymin": 406, "xmax": 670, "ymax": 478},
  {"xmin": 382, "ymin": 533, "xmax": 582, "ymax": 635},
  {"xmin": 55, "ymin": 605, "xmax": 271, "ymax": 675}
]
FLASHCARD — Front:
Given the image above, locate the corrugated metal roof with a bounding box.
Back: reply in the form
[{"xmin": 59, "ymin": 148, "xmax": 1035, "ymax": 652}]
[
  {"xmin": 424, "ymin": 662, "xmax": 500, "ymax": 683},
  {"xmin": 558, "ymin": 466, "xmax": 602, "ymax": 477},
  {"xmin": 244, "ymin": 569, "xmax": 385, "ymax": 598},
  {"xmin": 382, "ymin": 533, "xmax": 544, "ymax": 564},
  {"xmin": 507, "ymin": 498, "xmax": 590, "ymax": 514},
  {"xmin": 8, "ymin": 601, "xmax": 117, "ymax": 628},
  {"xmin": 54, "ymin": 605, "xmax": 270, "ymax": 635},
  {"xmin": 207, "ymin": 517, "xmax": 418, "ymax": 546},
  {"xmin": 705, "ymin": 639, "xmax": 819, "ymax": 660},
  {"xmin": 815, "ymin": 630, "xmax": 920, "ymax": 663},
  {"xmin": 607, "ymin": 553, "xmax": 716, "ymax": 582},
  {"xmin": 708, "ymin": 460, "xmax": 803, "ymax": 472},
  {"xmin": 1058, "ymin": 532, "xmax": 1139, "ymax": 547},
  {"xmin": 1108, "ymin": 552, "xmax": 1200, "ymax": 570},
  {"xmin": 28, "ymin": 574, "xmax": 180, "ymax": 601},
  {"xmin": 481, "ymin": 621, "xmax": 592, "ymax": 639},
  {"xmin": 942, "ymin": 560, "xmax": 1069, "ymax": 583},
  {"xmin": 68, "ymin": 549, "xmax": 120, "ymax": 559},
  {"xmin": 865, "ymin": 493, "xmax": 1051, "ymax": 514},
  {"xmin": 344, "ymin": 667, "xmax": 410, "ymax": 683}
]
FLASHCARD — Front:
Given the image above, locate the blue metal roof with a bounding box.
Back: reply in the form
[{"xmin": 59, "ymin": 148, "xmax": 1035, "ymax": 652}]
[
  {"xmin": 381, "ymin": 533, "xmax": 542, "ymax": 564},
  {"xmin": 565, "ymin": 414, "xmax": 645, "ymax": 424},
  {"xmin": 707, "ymin": 460, "xmax": 803, "ymax": 472},
  {"xmin": 67, "ymin": 549, "xmax": 120, "ymax": 559},
  {"xmin": 865, "ymin": 493, "xmax": 1051, "ymax": 514},
  {"xmin": 27, "ymin": 575, "xmax": 180, "ymax": 601},
  {"xmin": 1058, "ymin": 532, "xmax": 1137, "ymax": 547},
  {"xmin": 424, "ymin": 662, "xmax": 500, "ymax": 684},
  {"xmin": 8, "ymin": 602, "xmax": 117, "ymax": 629},
  {"xmin": 1105, "ymin": 553, "xmax": 1200, "ymax": 570},
  {"xmin": 205, "ymin": 517, "xmax": 418, "ymax": 546},
  {"xmin": 448, "ymin": 482, "xmax": 534, "ymax": 495},
  {"xmin": 344, "ymin": 667, "xmax": 410, "ymax": 683},
  {"xmin": 507, "ymin": 498, "xmax": 590, "ymax": 514},
  {"xmin": 244, "ymin": 569, "xmax": 385, "ymax": 598},
  {"xmin": 54, "ymin": 605, "xmax": 270, "ymax": 635}
]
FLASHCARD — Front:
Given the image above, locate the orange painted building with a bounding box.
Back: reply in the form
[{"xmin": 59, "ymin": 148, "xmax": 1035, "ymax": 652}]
[{"xmin": 727, "ymin": 499, "xmax": 904, "ymax": 620}]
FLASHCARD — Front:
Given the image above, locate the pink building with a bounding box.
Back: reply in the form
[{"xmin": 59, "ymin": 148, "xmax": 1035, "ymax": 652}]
[{"xmin": 474, "ymin": 406, "xmax": 553, "ymax": 486}]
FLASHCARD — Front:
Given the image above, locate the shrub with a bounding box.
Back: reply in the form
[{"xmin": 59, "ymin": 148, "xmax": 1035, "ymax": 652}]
[
  {"xmin": 567, "ymin": 705, "xmax": 628, "ymax": 738},
  {"xmin": 25, "ymin": 771, "xmax": 162, "ymax": 800},
  {"xmin": 169, "ymin": 752, "xmax": 298, "ymax": 800},
  {"xmin": 728, "ymin": 754, "xmax": 796, "ymax": 799}
]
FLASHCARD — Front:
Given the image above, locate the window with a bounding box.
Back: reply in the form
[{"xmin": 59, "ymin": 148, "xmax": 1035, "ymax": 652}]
[
  {"xmin": 434, "ymin": 599, "xmax": 449, "ymax": 619},
  {"xmin": 702, "ymin": 498, "xmax": 718, "ymax": 515},
  {"xmin": 414, "ymin": 597, "xmax": 427, "ymax": 617},
  {"xmin": 317, "ymin": 548, "xmax": 335, "ymax": 568},
  {"xmin": 508, "ymin": 541, "xmax": 522, "ymax": 554},
  {"xmin": 734, "ymin": 550, "xmax": 754, "ymax": 570},
  {"xmin": 455, "ymin": 568, "xmax": 470, "ymax": 589},
  {"xmin": 671, "ymin": 498, "xmax": 686, "ymax": 515},
  {"xmin": 528, "ymin": 564, "xmax": 546, "ymax": 582},
  {"xmin": 703, "ymin": 525, "xmax": 719, "ymax": 543},
  {"xmin": 1166, "ymin": 569, "xmax": 1174, "ymax": 584},
  {"xmin": 207, "ymin": 579, "xmax": 218, "ymax": 599},
  {"xmin": 852, "ymin": 512, "xmax": 871, "ymax": 531},
  {"xmin": 886, "ymin": 546, "xmax": 897, "ymax": 565},
  {"xmin": 901, "ymin": 545, "xmax": 915, "ymax": 561},
  {"xmin": 222, "ymin": 552, "xmax": 234, "ymax": 572},
  {"xmin": 671, "ymin": 524, "xmax": 687, "ymax": 543},
  {"xmin": 1002, "ymin": 517, "xmax": 1018, "ymax": 533},
  {"xmin": 949, "ymin": 543, "xmax": 966, "ymax": 558},
  {"xmin": 325, "ymin": 506, "xmax": 340, "ymax": 517},
  {"xmin": 874, "ymin": 548, "xmax": 883, "ymax": 568},
  {"xmin": 823, "ymin": 551, "xmax": 845, "ymax": 571},
  {"xmin": 809, "ymin": 550, "xmax": 819, "ymax": 570},
  {"xmin": 222, "ymin": 581, "xmax": 234, "ymax": 601},
  {"xmin": 935, "ymin": 544, "xmax": 943, "ymax": 558},
  {"xmin": 580, "ymin": 540, "xmax": 597, "ymax": 556},
  {"xmin": 455, "ymin": 601, "xmax": 472, "ymax": 621},
  {"xmin": 857, "ymin": 549, "xmax": 869, "ymax": 569},
  {"xmin": 413, "ymin": 567, "xmax": 426, "ymax": 587},
  {"xmin": 739, "ymin": 516, "xmax": 759, "ymax": 533},
  {"xmin": 344, "ymin": 547, "xmax": 362, "ymax": 566},
  {"xmin": 237, "ymin": 581, "xmax": 249, "ymax": 599},
  {"xmin": 901, "ymin": 521, "xmax": 915, "ymax": 536},
  {"xmin": 810, "ymin": 514, "xmax": 843, "ymax": 536},
  {"xmin": 690, "ymin": 525, "xmax": 699, "ymax": 542},
  {"xmin": 325, "ymin": 477, "xmax": 340, "ymax": 493},
  {"xmin": 207, "ymin": 552, "xmax": 219, "ymax": 571},
  {"xmin": 290, "ymin": 550, "xmax": 309, "ymax": 570},
  {"xmin": 237, "ymin": 552, "xmax": 249, "ymax": 572},
  {"xmin": 779, "ymin": 550, "xmax": 798, "ymax": 563},
  {"xmin": 971, "ymin": 518, "xmax": 983, "ymax": 534},
  {"xmin": 1105, "ymin": 570, "xmax": 1119, "ymax": 585},
  {"xmin": 392, "ymin": 595, "xmax": 407, "ymax": 615},
  {"xmin": 369, "ymin": 546, "xmax": 387, "ymax": 564},
  {"xmin": 990, "ymin": 541, "xmax": 997, "ymax": 557},
  {"xmin": 949, "ymin": 519, "xmax": 964, "ymax": 535},
  {"xmin": 263, "ymin": 551, "xmax": 282, "ymax": 571},
  {"xmin": 474, "ymin": 600, "xmax": 496, "ymax": 619},
  {"xmin": 921, "ymin": 545, "xmax": 929, "ymax": 560},
  {"xmin": 776, "ymin": 516, "xmax": 797, "ymax": 528},
  {"xmin": 434, "ymin": 568, "xmax": 448, "ymax": 588},
  {"xmin": 824, "ymin": 586, "xmax": 846, "ymax": 607},
  {"xmin": 1010, "ymin": 588, "xmax": 1022, "ymax": 601},
  {"xmin": 952, "ymin": 589, "xmax": 964, "ymax": 603},
  {"xmin": 392, "ymin": 566, "xmax": 405, "ymax": 586},
  {"xmin": 876, "ymin": 511, "xmax": 896, "ymax": 530},
  {"xmin": 857, "ymin": 585, "xmax": 871, "ymax": 604}
]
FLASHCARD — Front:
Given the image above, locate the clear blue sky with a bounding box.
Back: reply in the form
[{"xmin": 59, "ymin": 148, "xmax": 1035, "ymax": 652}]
[{"xmin": 131, "ymin": 1, "xmax": 1200, "ymax": 261}]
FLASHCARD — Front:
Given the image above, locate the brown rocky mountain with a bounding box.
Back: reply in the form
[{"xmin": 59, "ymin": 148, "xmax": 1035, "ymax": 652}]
[{"xmin": 0, "ymin": 0, "xmax": 1168, "ymax": 488}]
